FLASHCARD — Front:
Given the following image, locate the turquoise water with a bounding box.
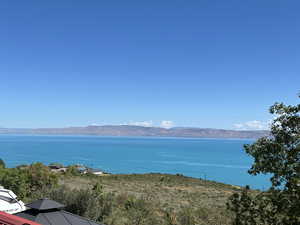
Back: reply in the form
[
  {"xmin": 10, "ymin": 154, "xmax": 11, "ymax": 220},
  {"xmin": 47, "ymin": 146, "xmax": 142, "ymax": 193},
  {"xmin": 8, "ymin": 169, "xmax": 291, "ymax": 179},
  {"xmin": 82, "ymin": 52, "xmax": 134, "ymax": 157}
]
[{"xmin": 0, "ymin": 135, "xmax": 270, "ymax": 189}]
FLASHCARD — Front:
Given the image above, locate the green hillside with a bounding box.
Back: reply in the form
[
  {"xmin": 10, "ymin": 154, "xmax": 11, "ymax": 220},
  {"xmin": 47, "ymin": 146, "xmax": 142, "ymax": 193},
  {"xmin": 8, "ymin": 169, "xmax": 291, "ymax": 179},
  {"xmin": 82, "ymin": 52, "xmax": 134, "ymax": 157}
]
[
  {"xmin": 55, "ymin": 173, "xmax": 240, "ymax": 225},
  {"xmin": 0, "ymin": 162, "xmax": 245, "ymax": 225}
]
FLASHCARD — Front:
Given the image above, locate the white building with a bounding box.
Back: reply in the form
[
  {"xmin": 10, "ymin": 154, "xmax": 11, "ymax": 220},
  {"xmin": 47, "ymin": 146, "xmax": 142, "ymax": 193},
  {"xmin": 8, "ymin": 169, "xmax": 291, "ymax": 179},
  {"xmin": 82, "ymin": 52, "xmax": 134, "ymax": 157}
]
[
  {"xmin": 0, "ymin": 186, "xmax": 26, "ymax": 214},
  {"xmin": 89, "ymin": 168, "xmax": 104, "ymax": 175}
]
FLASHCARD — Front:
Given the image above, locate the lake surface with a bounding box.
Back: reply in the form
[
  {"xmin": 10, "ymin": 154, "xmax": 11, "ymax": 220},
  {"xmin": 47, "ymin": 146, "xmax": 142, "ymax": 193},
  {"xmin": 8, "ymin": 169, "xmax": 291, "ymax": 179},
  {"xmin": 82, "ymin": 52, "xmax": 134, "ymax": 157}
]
[{"xmin": 0, "ymin": 135, "xmax": 270, "ymax": 189}]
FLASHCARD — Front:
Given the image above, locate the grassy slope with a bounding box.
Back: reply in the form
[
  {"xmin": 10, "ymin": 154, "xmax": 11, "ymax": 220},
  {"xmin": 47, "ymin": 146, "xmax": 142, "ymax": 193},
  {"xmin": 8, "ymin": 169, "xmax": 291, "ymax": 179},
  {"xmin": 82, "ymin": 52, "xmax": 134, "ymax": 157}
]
[{"xmin": 60, "ymin": 173, "xmax": 242, "ymax": 224}]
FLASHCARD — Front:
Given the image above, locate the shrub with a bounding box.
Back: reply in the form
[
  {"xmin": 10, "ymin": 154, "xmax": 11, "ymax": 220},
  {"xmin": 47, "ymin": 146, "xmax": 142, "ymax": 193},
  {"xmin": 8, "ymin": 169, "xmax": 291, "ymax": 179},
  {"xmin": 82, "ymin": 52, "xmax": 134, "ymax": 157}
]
[
  {"xmin": 0, "ymin": 158, "xmax": 5, "ymax": 169},
  {"xmin": 26, "ymin": 162, "xmax": 58, "ymax": 192},
  {"xmin": 0, "ymin": 168, "xmax": 29, "ymax": 198}
]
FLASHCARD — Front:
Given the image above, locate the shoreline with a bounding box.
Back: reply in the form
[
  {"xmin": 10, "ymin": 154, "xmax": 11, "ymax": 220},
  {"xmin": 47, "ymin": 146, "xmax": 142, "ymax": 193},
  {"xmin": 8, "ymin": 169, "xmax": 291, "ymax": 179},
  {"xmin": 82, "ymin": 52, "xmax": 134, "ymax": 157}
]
[{"xmin": 0, "ymin": 133, "xmax": 257, "ymax": 141}]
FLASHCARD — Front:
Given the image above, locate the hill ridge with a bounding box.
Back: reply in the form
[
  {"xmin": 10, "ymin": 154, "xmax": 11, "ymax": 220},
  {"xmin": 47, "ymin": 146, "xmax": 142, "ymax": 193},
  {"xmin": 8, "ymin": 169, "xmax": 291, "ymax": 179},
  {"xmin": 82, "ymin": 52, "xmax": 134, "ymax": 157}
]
[{"xmin": 0, "ymin": 125, "xmax": 269, "ymax": 139}]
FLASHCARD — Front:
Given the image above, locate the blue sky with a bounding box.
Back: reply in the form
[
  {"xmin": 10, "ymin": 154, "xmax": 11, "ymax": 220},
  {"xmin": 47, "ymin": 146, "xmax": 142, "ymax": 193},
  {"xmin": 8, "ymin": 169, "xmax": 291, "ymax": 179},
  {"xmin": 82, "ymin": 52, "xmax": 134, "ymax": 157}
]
[{"xmin": 0, "ymin": 1, "xmax": 299, "ymax": 129}]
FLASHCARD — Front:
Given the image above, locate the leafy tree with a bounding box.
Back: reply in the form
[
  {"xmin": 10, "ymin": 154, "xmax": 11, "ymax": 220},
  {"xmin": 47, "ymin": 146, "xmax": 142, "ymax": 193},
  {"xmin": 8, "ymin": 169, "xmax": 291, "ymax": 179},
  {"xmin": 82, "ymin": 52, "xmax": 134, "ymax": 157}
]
[
  {"xmin": 26, "ymin": 162, "xmax": 58, "ymax": 192},
  {"xmin": 0, "ymin": 168, "xmax": 29, "ymax": 198},
  {"xmin": 228, "ymin": 94, "xmax": 300, "ymax": 225},
  {"xmin": 0, "ymin": 158, "xmax": 5, "ymax": 169},
  {"xmin": 0, "ymin": 163, "xmax": 58, "ymax": 199}
]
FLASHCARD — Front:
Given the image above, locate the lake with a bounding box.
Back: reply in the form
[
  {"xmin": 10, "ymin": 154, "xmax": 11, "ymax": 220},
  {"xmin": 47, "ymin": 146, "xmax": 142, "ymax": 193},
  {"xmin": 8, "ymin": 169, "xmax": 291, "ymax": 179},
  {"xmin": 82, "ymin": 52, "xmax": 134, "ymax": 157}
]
[{"xmin": 0, "ymin": 135, "xmax": 270, "ymax": 189}]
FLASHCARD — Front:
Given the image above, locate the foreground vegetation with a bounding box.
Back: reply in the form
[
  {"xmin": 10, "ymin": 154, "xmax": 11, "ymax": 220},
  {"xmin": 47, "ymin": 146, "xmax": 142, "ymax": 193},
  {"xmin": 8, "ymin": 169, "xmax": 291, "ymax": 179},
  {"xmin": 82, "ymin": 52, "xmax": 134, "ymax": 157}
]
[{"xmin": 0, "ymin": 160, "xmax": 241, "ymax": 225}]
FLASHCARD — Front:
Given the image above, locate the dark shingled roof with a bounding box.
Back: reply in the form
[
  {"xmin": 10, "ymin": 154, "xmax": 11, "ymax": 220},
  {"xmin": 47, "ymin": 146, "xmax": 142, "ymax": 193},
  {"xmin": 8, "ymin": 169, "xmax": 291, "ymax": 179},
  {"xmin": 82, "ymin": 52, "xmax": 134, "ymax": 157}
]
[
  {"xmin": 15, "ymin": 199, "xmax": 104, "ymax": 225},
  {"xmin": 26, "ymin": 199, "xmax": 65, "ymax": 210}
]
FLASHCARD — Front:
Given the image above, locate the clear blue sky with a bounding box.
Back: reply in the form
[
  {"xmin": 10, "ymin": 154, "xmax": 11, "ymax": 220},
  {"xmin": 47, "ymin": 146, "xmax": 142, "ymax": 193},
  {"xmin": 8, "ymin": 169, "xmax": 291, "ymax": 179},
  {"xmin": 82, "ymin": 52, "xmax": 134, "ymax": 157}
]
[{"xmin": 0, "ymin": 1, "xmax": 299, "ymax": 129}]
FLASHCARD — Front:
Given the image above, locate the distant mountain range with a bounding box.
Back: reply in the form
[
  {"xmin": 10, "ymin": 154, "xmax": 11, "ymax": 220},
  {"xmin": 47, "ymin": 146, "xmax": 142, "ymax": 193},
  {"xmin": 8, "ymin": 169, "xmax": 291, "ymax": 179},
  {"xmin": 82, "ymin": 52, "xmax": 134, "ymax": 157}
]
[{"xmin": 0, "ymin": 125, "xmax": 269, "ymax": 139}]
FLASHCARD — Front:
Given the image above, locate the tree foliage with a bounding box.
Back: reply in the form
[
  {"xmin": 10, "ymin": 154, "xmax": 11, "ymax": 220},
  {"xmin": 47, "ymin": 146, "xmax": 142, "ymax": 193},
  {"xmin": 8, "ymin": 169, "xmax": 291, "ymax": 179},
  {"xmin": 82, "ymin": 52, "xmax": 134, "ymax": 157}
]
[
  {"xmin": 0, "ymin": 168, "xmax": 29, "ymax": 198},
  {"xmin": 0, "ymin": 162, "xmax": 58, "ymax": 199},
  {"xmin": 0, "ymin": 158, "xmax": 5, "ymax": 169},
  {"xmin": 228, "ymin": 95, "xmax": 300, "ymax": 225},
  {"xmin": 26, "ymin": 162, "xmax": 58, "ymax": 192}
]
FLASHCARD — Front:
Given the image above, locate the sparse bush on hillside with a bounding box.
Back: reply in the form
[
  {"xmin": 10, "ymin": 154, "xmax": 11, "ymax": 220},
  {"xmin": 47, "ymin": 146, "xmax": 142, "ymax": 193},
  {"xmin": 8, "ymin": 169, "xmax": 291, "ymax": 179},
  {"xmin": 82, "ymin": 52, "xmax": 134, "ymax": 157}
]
[
  {"xmin": 26, "ymin": 162, "xmax": 58, "ymax": 192},
  {"xmin": 65, "ymin": 165, "xmax": 80, "ymax": 176}
]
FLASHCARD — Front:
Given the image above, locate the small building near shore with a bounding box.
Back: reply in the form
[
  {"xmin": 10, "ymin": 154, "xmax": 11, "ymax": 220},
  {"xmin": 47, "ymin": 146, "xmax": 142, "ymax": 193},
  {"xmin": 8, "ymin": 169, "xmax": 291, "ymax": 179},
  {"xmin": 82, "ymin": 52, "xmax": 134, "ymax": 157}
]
[
  {"xmin": 51, "ymin": 167, "xmax": 67, "ymax": 173},
  {"xmin": 76, "ymin": 166, "xmax": 88, "ymax": 174},
  {"xmin": 48, "ymin": 163, "xmax": 67, "ymax": 173},
  {"xmin": 89, "ymin": 168, "xmax": 104, "ymax": 175}
]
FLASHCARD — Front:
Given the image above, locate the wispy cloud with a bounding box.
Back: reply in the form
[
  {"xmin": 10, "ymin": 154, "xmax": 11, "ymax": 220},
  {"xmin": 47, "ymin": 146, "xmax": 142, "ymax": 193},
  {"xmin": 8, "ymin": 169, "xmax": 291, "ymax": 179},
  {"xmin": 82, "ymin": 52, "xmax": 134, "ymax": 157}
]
[
  {"xmin": 160, "ymin": 120, "xmax": 174, "ymax": 129},
  {"xmin": 121, "ymin": 120, "xmax": 175, "ymax": 128},
  {"xmin": 123, "ymin": 121, "xmax": 154, "ymax": 127},
  {"xmin": 233, "ymin": 120, "xmax": 269, "ymax": 130}
]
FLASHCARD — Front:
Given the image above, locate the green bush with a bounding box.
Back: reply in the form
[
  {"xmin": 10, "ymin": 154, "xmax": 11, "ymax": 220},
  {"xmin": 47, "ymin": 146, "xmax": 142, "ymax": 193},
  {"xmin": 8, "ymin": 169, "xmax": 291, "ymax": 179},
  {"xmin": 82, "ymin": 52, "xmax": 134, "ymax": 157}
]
[
  {"xmin": 0, "ymin": 168, "xmax": 29, "ymax": 198},
  {"xmin": 0, "ymin": 158, "xmax": 5, "ymax": 169},
  {"xmin": 65, "ymin": 165, "xmax": 80, "ymax": 176},
  {"xmin": 26, "ymin": 162, "xmax": 59, "ymax": 192},
  {"xmin": 0, "ymin": 162, "xmax": 58, "ymax": 199},
  {"xmin": 36, "ymin": 183, "xmax": 113, "ymax": 223}
]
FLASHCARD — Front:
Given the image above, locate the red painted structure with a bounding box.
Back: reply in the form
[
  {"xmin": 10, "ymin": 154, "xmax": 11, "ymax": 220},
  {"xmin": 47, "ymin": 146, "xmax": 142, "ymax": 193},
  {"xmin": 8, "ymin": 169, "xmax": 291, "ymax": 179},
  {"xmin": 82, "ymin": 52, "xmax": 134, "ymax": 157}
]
[{"xmin": 0, "ymin": 211, "xmax": 41, "ymax": 225}]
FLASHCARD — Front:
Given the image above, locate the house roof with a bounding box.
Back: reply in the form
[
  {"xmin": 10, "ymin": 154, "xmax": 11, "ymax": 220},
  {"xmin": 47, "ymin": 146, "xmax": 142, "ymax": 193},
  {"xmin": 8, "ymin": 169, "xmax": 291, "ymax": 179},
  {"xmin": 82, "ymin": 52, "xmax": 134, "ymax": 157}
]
[
  {"xmin": 0, "ymin": 211, "xmax": 41, "ymax": 225},
  {"xmin": 15, "ymin": 199, "xmax": 104, "ymax": 225},
  {"xmin": 89, "ymin": 169, "xmax": 102, "ymax": 173}
]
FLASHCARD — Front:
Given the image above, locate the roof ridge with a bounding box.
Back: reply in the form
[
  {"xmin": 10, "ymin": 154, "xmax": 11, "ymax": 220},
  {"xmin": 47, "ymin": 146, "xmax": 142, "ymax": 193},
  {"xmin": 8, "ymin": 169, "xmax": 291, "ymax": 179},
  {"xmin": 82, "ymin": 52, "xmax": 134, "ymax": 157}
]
[
  {"xmin": 60, "ymin": 210, "xmax": 74, "ymax": 225},
  {"xmin": 61, "ymin": 210, "xmax": 103, "ymax": 225},
  {"xmin": 41, "ymin": 213, "xmax": 54, "ymax": 225},
  {"xmin": 26, "ymin": 199, "xmax": 65, "ymax": 210}
]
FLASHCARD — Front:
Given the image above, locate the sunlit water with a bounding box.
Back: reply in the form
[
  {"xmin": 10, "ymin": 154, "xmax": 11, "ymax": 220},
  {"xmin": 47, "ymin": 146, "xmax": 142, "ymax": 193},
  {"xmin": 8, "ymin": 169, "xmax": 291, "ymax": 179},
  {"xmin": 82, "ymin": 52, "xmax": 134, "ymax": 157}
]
[{"xmin": 0, "ymin": 135, "xmax": 270, "ymax": 189}]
